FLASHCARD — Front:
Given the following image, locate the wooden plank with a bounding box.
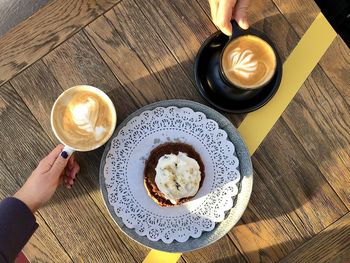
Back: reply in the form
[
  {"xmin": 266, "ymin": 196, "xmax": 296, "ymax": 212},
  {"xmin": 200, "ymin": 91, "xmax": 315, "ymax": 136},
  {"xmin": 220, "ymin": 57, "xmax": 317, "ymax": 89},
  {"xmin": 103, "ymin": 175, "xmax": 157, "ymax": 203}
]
[
  {"xmin": 0, "ymin": 0, "xmax": 49, "ymax": 38},
  {"xmin": 280, "ymin": 212, "xmax": 350, "ymax": 263},
  {"xmin": 42, "ymin": 30, "xmax": 119, "ymax": 93},
  {"xmin": 10, "ymin": 60, "xmax": 63, "ymax": 141},
  {"xmin": 84, "ymin": 15, "xmax": 171, "ymax": 107},
  {"xmin": 182, "ymin": 234, "xmax": 246, "ymax": 263},
  {"xmin": 9, "ymin": 59, "xmax": 150, "ymax": 262},
  {"xmin": 0, "ymin": 0, "xmax": 121, "ymax": 86},
  {"xmin": 86, "ymin": 4, "xmax": 200, "ymax": 102},
  {"xmin": 0, "ymin": 82, "xmax": 136, "ymax": 262},
  {"xmin": 319, "ymin": 37, "xmax": 350, "ymax": 104},
  {"xmin": 104, "ymin": 2, "xmax": 199, "ymax": 101},
  {"xmin": 22, "ymin": 214, "xmax": 73, "ymax": 263},
  {"xmin": 135, "ymin": 0, "xmax": 216, "ymax": 77},
  {"xmin": 271, "ymin": 0, "xmax": 350, "ymax": 104},
  {"xmin": 228, "ymin": 172, "xmax": 303, "ymax": 263},
  {"xmin": 0, "ymin": 157, "xmax": 72, "ymax": 262},
  {"xmin": 282, "ymin": 67, "xmax": 350, "ymax": 208},
  {"xmin": 254, "ymin": 118, "xmax": 347, "ymax": 237},
  {"xmin": 0, "ymin": 158, "xmax": 21, "ymax": 198},
  {"xmin": 271, "ymin": 0, "xmax": 319, "ymax": 36}
]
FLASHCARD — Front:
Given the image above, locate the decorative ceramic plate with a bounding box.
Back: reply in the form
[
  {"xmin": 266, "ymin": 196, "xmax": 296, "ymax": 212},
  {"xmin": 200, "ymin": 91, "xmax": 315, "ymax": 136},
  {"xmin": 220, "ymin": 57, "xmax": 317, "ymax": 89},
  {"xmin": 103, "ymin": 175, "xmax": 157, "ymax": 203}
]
[{"xmin": 100, "ymin": 100, "xmax": 253, "ymax": 252}]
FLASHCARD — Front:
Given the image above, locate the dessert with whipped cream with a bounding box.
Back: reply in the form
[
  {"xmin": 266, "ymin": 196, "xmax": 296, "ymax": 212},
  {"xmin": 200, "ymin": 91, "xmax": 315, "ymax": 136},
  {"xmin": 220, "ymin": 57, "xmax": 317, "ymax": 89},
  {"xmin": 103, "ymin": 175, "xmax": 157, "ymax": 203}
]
[
  {"xmin": 221, "ymin": 35, "xmax": 277, "ymax": 89},
  {"xmin": 144, "ymin": 142, "xmax": 205, "ymax": 207},
  {"xmin": 51, "ymin": 86, "xmax": 116, "ymax": 151}
]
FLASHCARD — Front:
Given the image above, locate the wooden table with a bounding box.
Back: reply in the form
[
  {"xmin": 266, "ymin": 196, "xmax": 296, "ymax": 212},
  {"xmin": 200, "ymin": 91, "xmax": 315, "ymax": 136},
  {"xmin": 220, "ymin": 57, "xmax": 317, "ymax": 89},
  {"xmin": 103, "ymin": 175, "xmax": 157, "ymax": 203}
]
[{"xmin": 0, "ymin": 0, "xmax": 349, "ymax": 262}]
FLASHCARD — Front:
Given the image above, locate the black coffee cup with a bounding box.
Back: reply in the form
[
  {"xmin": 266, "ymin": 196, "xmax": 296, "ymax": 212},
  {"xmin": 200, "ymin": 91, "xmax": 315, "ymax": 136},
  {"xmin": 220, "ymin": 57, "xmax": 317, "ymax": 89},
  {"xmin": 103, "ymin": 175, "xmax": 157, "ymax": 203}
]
[{"xmin": 218, "ymin": 21, "xmax": 279, "ymax": 99}]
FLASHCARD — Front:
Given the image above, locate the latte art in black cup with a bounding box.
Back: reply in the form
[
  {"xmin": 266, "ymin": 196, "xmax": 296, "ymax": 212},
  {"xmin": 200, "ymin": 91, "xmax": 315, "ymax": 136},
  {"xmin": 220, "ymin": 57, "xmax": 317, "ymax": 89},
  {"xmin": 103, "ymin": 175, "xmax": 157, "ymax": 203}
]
[{"xmin": 221, "ymin": 35, "xmax": 277, "ymax": 89}]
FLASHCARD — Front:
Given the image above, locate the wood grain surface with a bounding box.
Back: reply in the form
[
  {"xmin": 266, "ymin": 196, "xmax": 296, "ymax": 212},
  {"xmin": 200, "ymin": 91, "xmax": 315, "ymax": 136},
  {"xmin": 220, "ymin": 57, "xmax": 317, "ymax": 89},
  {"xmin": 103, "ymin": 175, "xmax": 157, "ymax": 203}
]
[
  {"xmin": 0, "ymin": 0, "xmax": 48, "ymax": 38},
  {"xmin": 272, "ymin": 0, "xmax": 350, "ymax": 104},
  {"xmin": 282, "ymin": 67, "xmax": 350, "ymax": 208},
  {"xmin": 42, "ymin": 31, "xmax": 119, "ymax": 93},
  {"xmin": 0, "ymin": 0, "xmax": 121, "ymax": 86},
  {"xmin": 0, "ymin": 0, "xmax": 349, "ymax": 262},
  {"xmin": 280, "ymin": 212, "xmax": 350, "ymax": 263},
  {"xmin": 271, "ymin": 0, "xmax": 350, "ymax": 208},
  {"xmin": 183, "ymin": 233, "xmax": 247, "ymax": 263},
  {"xmin": 89, "ymin": 1, "xmax": 198, "ymax": 101}
]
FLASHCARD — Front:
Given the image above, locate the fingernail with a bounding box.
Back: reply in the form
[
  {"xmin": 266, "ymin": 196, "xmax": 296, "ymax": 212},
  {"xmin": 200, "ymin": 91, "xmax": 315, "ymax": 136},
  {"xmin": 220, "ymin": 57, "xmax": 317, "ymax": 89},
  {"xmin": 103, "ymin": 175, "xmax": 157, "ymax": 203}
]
[
  {"xmin": 61, "ymin": 151, "xmax": 68, "ymax": 159},
  {"xmin": 239, "ymin": 19, "xmax": 249, "ymax": 30}
]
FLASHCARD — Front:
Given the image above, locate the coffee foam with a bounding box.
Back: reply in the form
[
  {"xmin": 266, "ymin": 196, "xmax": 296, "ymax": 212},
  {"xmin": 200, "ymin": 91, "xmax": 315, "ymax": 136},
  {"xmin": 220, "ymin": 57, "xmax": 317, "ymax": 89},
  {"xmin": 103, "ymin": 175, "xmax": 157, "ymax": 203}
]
[
  {"xmin": 222, "ymin": 35, "xmax": 276, "ymax": 89},
  {"xmin": 228, "ymin": 48, "xmax": 258, "ymax": 78},
  {"xmin": 52, "ymin": 87, "xmax": 115, "ymax": 151}
]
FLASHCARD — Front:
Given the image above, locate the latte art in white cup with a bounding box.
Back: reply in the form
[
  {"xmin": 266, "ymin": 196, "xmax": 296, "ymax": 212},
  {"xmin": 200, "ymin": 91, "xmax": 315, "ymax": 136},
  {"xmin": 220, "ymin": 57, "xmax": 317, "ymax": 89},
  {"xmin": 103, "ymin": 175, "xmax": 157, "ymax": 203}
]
[
  {"xmin": 69, "ymin": 96, "xmax": 105, "ymax": 139},
  {"xmin": 221, "ymin": 35, "xmax": 277, "ymax": 89},
  {"xmin": 51, "ymin": 85, "xmax": 117, "ymax": 152}
]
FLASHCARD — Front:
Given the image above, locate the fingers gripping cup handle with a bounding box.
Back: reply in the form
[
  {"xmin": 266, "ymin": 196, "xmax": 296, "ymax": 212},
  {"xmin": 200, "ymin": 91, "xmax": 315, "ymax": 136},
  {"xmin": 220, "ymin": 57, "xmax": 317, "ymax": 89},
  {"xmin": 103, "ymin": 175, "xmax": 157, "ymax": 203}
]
[
  {"xmin": 231, "ymin": 20, "xmax": 246, "ymax": 39},
  {"xmin": 62, "ymin": 145, "xmax": 75, "ymax": 157}
]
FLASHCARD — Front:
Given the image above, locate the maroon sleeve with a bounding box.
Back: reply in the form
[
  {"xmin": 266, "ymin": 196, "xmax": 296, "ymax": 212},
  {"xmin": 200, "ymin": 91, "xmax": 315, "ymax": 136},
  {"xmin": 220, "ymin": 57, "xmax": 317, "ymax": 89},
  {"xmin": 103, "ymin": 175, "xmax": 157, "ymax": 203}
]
[{"xmin": 0, "ymin": 197, "xmax": 38, "ymax": 263}]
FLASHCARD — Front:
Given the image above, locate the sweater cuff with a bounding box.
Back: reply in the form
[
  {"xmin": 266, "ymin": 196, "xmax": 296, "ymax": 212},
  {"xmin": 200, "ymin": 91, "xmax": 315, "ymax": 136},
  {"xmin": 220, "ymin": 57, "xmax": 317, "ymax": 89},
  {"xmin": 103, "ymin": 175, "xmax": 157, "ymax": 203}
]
[{"xmin": 0, "ymin": 197, "xmax": 38, "ymax": 263}]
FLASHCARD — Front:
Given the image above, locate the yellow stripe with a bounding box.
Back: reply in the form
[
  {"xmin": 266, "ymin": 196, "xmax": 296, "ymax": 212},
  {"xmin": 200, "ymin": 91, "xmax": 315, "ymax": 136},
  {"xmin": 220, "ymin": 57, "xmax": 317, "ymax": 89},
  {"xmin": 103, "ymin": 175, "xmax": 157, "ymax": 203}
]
[
  {"xmin": 143, "ymin": 250, "xmax": 182, "ymax": 263},
  {"xmin": 143, "ymin": 13, "xmax": 336, "ymax": 263},
  {"xmin": 238, "ymin": 13, "xmax": 336, "ymax": 155}
]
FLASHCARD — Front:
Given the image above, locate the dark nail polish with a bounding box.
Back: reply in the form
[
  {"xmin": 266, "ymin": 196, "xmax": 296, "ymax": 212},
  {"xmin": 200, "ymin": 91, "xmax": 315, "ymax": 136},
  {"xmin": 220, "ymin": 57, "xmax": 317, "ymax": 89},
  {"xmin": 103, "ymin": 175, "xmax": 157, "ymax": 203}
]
[{"xmin": 61, "ymin": 151, "xmax": 68, "ymax": 159}]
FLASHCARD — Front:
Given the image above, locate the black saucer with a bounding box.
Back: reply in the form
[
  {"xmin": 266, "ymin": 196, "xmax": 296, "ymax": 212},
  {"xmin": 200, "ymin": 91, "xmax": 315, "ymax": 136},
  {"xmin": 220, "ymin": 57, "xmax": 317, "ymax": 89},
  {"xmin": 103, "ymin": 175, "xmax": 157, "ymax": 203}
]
[{"xmin": 194, "ymin": 30, "xmax": 282, "ymax": 113}]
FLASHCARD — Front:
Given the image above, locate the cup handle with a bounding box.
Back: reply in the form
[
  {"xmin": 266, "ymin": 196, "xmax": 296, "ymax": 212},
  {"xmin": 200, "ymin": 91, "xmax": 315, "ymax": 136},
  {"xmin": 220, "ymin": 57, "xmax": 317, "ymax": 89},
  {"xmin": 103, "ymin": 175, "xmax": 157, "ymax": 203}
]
[
  {"xmin": 62, "ymin": 145, "xmax": 75, "ymax": 156},
  {"xmin": 230, "ymin": 20, "xmax": 246, "ymax": 39}
]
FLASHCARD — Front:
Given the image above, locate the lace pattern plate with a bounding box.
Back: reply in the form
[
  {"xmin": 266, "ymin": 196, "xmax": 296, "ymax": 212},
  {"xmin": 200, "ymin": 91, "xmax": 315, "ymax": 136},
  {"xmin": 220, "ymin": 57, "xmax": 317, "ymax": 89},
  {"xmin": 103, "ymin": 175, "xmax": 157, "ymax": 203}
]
[{"xmin": 103, "ymin": 106, "xmax": 241, "ymax": 243}]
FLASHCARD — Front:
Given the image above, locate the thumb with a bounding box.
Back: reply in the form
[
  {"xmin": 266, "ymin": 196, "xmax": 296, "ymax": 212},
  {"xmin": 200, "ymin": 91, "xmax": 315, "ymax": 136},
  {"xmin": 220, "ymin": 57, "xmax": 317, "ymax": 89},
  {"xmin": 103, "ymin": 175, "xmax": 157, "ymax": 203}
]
[
  {"xmin": 233, "ymin": 0, "xmax": 250, "ymax": 29},
  {"xmin": 50, "ymin": 151, "xmax": 70, "ymax": 176}
]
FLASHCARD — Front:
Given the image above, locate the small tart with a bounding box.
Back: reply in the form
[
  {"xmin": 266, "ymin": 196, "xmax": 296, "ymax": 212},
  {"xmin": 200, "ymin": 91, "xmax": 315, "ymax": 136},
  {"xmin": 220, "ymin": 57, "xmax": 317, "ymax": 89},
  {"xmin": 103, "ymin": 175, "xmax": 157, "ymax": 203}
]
[{"xmin": 144, "ymin": 142, "xmax": 205, "ymax": 207}]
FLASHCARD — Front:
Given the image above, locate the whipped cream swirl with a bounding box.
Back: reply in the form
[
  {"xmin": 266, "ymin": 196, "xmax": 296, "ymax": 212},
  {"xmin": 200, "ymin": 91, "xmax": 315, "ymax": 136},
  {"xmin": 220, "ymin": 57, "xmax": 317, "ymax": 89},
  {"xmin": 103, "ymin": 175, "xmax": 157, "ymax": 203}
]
[
  {"xmin": 228, "ymin": 48, "xmax": 258, "ymax": 78},
  {"xmin": 155, "ymin": 152, "xmax": 201, "ymax": 204}
]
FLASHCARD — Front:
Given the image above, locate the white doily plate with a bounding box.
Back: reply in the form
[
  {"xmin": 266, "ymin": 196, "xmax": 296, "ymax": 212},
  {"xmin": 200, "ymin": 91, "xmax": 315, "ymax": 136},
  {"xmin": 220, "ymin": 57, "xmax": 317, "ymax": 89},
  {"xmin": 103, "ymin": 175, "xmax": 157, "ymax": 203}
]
[{"xmin": 100, "ymin": 100, "xmax": 253, "ymax": 252}]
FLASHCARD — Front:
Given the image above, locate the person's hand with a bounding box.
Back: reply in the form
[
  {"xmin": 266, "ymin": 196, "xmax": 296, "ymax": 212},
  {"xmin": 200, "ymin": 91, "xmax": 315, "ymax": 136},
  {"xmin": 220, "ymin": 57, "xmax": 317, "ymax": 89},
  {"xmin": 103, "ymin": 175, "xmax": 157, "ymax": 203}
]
[
  {"xmin": 209, "ymin": 0, "xmax": 250, "ymax": 36},
  {"xmin": 14, "ymin": 145, "xmax": 80, "ymax": 213}
]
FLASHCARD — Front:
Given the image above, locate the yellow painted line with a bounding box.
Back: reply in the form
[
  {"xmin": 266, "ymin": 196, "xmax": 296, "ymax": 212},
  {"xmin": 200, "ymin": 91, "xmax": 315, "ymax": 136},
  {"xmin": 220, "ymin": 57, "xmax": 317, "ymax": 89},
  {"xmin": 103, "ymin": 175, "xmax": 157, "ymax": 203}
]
[
  {"xmin": 238, "ymin": 13, "xmax": 336, "ymax": 155},
  {"xmin": 143, "ymin": 13, "xmax": 336, "ymax": 263},
  {"xmin": 143, "ymin": 250, "xmax": 182, "ymax": 263}
]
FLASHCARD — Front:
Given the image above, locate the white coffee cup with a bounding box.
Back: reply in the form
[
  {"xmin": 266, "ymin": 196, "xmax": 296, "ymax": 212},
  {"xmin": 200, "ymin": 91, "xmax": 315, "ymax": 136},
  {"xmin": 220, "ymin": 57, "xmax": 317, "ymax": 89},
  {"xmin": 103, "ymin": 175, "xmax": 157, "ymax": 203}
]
[{"xmin": 50, "ymin": 85, "xmax": 117, "ymax": 155}]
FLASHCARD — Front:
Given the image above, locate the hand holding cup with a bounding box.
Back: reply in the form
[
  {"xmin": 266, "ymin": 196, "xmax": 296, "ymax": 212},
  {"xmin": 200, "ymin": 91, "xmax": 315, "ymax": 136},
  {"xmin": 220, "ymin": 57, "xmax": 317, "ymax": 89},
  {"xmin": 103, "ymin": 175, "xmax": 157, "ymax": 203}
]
[{"xmin": 14, "ymin": 145, "xmax": 80, "ymax": 212}]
